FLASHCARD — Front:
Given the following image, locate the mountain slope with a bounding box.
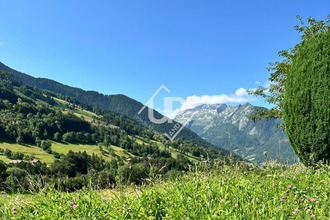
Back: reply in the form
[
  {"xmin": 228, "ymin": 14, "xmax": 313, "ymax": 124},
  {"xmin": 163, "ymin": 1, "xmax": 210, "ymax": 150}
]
[
  {"xmin": 0, "ymin": 62, "xmax": 230, "ymax": 153},
  {"xmin": 175, "ymin": 103, "xmax": 297, "ymax": 164},
  {"xmin": 0, "ymin": 70, "xmax": 238, "ymax": 165},
  {"xmin": 0, "ymin": 70, "xmax": 244, "ymax": 193}
]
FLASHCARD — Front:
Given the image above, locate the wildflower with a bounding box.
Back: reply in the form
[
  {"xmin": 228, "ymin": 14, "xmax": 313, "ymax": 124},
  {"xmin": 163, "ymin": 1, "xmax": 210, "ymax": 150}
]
[
  {"xmin": 307, "ymin": 209, "xmax": 311, "ymax": 212},
  {"xmin": 12, "ymin": 211, "xmax": 17, "ymax": 215},
  {"xmin": 73, "ymin": 205, "xmax": 78, "ymax": 209},
  {"xmin": 234, "ymin": 203, "xmax": 238, "ymax": 207},
  {"xmin": 116, "ymin": 207, "xmax": 120, "ymax": 210},
  {"xmin": 311, "ymin": 198, "xmax": 317, "ymax": 202},
  {"xmin": 282, "ymin": 196, "xmax": 286, "ymax": 200},
  {"xmin": 220, "ymin": 199, "xmax": 224, "ymax": 203},
  {"xmin": 77, "ymin": 194, "xmax": 80, "ymax": 199},
  {"xmin": 272, "ymin": 184, "xmax": 275, "ymax": 187},
  {"xmin": 325, "ymin": 182, "xmax": 328, "ymax": 185},
  {"xmin": 311, "ymin": 215, "xmax": 315, "ymax": 218},
  {"xmin": 287, "ymin": 185, "xmax": 292, "ymax": 189},
  {"xmin": 20, "ymin": 206, "xmax": 23, "ymax": 210},
  {"xmin": 294, "ymin": 209, "xmax": 299, "ymax": 214},
  {"xmin": 69, "ymin": 201, "xmax": 74, "ymax": 206},
  {"xmin": 12, "ymin": 207, "xmax": 16, "ymax": 211}
]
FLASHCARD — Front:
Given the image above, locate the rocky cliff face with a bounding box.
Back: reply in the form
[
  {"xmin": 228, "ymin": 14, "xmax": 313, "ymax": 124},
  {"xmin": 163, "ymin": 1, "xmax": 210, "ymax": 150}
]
[{"xmin": 175, "ymin": 103, "xmax": 297, "ymax": 164}]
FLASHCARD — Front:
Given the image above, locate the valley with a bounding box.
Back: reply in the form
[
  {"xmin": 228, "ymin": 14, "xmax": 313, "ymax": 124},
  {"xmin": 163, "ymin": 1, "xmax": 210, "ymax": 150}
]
[{"xmin": 0, "ymin": 6, "xmax": 329, "ymax": 218}]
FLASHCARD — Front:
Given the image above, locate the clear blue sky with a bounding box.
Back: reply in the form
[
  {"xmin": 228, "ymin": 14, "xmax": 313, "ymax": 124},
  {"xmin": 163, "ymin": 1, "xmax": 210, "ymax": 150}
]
[{"xmin": 0, "ymin": 0, "xmax": 329, "ymax": 114}]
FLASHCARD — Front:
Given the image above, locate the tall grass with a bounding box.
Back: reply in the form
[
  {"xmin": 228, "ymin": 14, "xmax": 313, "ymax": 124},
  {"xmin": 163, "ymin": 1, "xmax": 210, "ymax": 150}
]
[{"xmin": 0, "ymin": 162, "xmax": 329, "ymax": 219}]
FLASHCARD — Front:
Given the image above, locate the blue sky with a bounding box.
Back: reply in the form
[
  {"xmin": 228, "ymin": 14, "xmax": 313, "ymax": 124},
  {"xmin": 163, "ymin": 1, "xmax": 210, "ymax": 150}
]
[{"xmin": 0, "ymin": 0, "xmax": 329, "ymax": 116}]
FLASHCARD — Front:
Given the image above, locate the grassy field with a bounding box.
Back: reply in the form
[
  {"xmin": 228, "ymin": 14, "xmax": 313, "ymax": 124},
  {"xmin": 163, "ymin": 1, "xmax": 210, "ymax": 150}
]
[
  {"xmin": 134, "ymin": 136, "xmax": 199, "ymax": 161},
  {"xmin": 51, "ymin": 142, "xmax": 133, "ymax": 160},
  {"xmin": 0, "ymin": 136, "xmax": 195, "ymax": 166},
  {"xmin": 0, "ymin": 139, "xmax": 134, "ymax": 165},
  {"xmin": 0, "ymin": 163, "xmax": 329, "ymax": 219},
  {"xmin": 51, "ymin": 142, "xmax": 111, "ymax": 158},
  {"xmin": 53, "ymin": 96, "xmax": 101, "ymax": 122},
  {"xmin": 53, "ymin": 97, "xmax": 70, "ymax": 106},
  {"xmin": 0, "ymin": 140, "xmax": 55, "ymax": 164},
  {"xmin": 0, "ymin": 155, "xmax": 10, "ymax": 163}
]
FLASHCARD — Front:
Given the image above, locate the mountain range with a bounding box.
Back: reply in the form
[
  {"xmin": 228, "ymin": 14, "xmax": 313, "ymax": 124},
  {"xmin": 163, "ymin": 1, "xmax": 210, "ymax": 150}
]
[{"xmin": 175, "ymin": 103, "xmax": 298, "ymax": 164}]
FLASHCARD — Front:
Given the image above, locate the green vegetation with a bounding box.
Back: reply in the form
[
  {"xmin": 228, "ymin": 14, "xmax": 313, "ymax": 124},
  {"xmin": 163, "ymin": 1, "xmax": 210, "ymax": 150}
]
[
  {"xmin": 0, "ymin": 149, "xmax": 205, "ymax": 193},
  {"xmin": 0, "ymin": 70, "xmax": 235, "ymax": 163},
  {"xmin": 133, "ymin": 136, "xmax": 199, "ymax": 161},
  {"xmin": 0, "ymin": 140, "xmax": 137, "ymax": 164},
  {"xmin": 0, "ymin": 155, "xmax": 10, "ymax": 163},
  {"xmin": 0, "ymin": 163, "xmax": 329, "ymax": 219},
  {"xmin": 51, "ymin": 141, "xmax": 133, "ymax": 160},
  {"xmin": 283, "ymin": 29, "xmax": 330, "ymax": 166},
  {"xmin": 0, "ymin": 70, "xmax": 239, "ymax": 193},
  {"xmin": 0, "ymin": 61, "xmax": 233, "ymax": 152},
  {"xmin": 0, "ymin": 140, "xmax": 55, "ymax": 164}
]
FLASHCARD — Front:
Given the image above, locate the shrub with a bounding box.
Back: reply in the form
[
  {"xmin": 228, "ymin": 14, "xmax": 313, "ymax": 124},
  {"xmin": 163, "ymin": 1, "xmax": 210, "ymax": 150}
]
[
  {"xmin": 41, "ymin": 140, "xmax": 52, "ymax": 152},
  {"xmin": 283, "ymin": 30, "xmax": 330, "ymax": 166}
]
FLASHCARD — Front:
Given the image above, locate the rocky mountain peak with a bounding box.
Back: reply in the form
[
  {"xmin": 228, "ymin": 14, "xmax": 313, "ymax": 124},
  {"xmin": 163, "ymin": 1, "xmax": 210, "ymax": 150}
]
[
  {"xmin": 175, "ymin": 102, "xmax": 296, "ymax": 164},
  {"xmin": 180, "ymin": 103, "xmax": 227, "ymax": 114}
]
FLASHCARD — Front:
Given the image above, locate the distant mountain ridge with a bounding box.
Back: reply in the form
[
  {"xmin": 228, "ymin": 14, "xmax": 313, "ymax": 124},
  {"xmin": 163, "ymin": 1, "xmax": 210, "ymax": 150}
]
[
  {"xmin": 175, "ymin": 103, "xmax": 297, "ymax": 164},
  {"xmin": 0, "ymin": 62, "xmax": 233, "ymax": 155}
]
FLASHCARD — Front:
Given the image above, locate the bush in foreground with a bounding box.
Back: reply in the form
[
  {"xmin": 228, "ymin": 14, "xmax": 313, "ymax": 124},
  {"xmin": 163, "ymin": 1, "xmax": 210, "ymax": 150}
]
[{"xmin": 283, "ymin": 29, "xmax": 330, "ymax": 166}]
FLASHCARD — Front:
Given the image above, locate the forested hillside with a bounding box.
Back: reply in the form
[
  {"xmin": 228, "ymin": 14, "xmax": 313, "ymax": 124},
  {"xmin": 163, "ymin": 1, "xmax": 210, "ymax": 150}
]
[
  {"xmin": 0, "ymin": 62, "xmax": 223, "ymax": 149},
  {"xmin": 0, "ymin": 70, "xmax": 239, "ymax": 192}
]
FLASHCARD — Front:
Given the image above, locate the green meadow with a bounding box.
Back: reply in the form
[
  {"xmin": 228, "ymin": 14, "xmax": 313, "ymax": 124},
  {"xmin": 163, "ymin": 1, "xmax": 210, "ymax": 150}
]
[
  {"xmin": 0, "ymin": 163, "xmax": 329, "ymax": 219},
  {"xmin": 0, "ymin": 139, "xmax": 135, "ymax": 164},
  {"xmin": 0, "ymin": 140, "xmax": 55, "ymax": 164},
  {"xmin": 0, "ymin": 136, "xmax": 197, "ymax": 165}
]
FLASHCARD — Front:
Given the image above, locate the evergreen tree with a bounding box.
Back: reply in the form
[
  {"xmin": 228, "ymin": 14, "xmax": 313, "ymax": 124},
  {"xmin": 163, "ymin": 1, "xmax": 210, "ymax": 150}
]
[{"xmin": 283, "ymin": 29, "xmax": 330, "ymax": 166}]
